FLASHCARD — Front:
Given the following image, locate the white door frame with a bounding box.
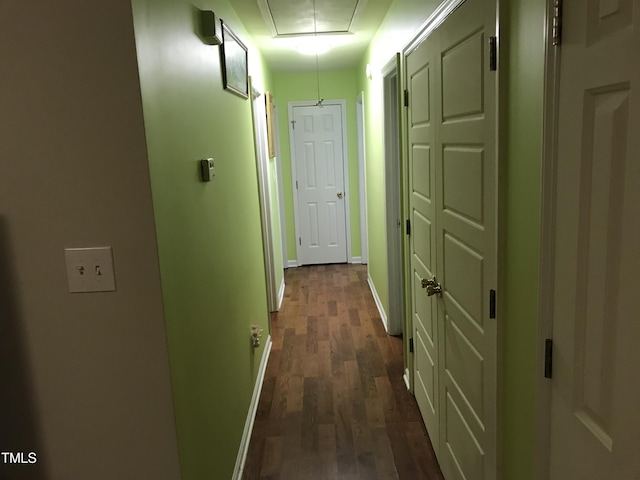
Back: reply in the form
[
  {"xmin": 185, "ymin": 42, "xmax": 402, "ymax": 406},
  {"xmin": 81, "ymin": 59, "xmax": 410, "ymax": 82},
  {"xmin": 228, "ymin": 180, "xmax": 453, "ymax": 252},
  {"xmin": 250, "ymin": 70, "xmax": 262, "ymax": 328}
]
[
  {"xmin": 383, "ymin": 54, "xmax": 404, "ymax": 336},
  {"xmin": 273, "ymin": 105, "xmax": 289, "ymax": 270},
  {"xmin": 357, "ymin": 92, "xmax": 368, "ymax": 265},
  {"xmin": 534, "ymin": 1, "xmax": 561, "ymax": 477},
  {"xmin": 288, "ymin": 100, "xmax": 352, "ymax": 265},
  {"xmin": 250, "ymin": 80, "xmax": 278, "ymax": 312}
]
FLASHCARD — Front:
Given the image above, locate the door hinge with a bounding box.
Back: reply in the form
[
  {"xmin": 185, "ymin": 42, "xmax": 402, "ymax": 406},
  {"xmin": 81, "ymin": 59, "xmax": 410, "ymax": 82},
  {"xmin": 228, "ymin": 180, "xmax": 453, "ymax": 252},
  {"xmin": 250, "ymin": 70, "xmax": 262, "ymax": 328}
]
[
  {"xmin": 404, "ymin": 89, "xmax": 409, "ymax": 107},
  {"xmin": 552, "ymin": 0, "xmax": 562, "ymax": 46},
  {"xmin": 296, "ymin": 180, "xmax": 298, "ymax": 189},
  {"xmin": 489, "ymin": 36, "xmax": 497, "ymax": 71},
  {"xmin": 291, "ymin": 120, "xmax": 296, "ymax": 130},
  {"xmin": 489, "ymin": 289, "xmax": 496, "ymax": 318},
  {"xmin": 299, "ymin": 237, "xmax": 301, "ymax": 246},
  {"xmin": 406, "ymin": 219, "xmax": 411, "ymax": 235},
  {"xmin": 409, "ymin": 337, "xmax": 414, "ymax": 353},
  {"xmin": 544, "ymin": 339, "xmax": 553, "ymax": 378}
]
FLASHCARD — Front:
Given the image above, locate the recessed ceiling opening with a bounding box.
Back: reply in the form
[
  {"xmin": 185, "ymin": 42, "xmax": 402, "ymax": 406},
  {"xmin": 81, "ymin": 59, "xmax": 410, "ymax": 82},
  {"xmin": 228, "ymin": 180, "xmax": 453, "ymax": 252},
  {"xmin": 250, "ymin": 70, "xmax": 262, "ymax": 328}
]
[{"xmin": 257, "ymin": 0, "xmax": 368, "ymax": 36}]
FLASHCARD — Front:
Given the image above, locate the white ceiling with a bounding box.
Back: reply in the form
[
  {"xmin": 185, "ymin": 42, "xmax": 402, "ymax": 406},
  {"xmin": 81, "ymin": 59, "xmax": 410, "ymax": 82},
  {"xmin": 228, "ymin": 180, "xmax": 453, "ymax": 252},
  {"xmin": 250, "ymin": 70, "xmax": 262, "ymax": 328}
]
[{"xmin": 230, "ymin": 0, "xmax": 394, "ymax": 72}]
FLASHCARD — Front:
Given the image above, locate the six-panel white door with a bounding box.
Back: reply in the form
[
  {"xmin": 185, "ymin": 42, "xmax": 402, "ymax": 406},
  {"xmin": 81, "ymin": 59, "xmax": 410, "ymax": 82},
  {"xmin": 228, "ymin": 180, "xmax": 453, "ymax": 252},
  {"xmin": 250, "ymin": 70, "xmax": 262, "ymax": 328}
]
[
  {"xmin": 548, "ymin": 1, "xmax": 640, "ymax": 478},
  {"xmin": 292, "ymin": 105, "xmax": 348, "ymax": 265}
]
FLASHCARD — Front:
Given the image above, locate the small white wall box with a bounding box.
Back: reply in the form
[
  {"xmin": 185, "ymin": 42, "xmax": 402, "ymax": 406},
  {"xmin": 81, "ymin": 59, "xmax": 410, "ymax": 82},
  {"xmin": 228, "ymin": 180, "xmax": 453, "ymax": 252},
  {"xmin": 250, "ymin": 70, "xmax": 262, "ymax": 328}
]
[
  {"xmin": 201, "ymin": 11, "xmax": 222, "ymax": 45},
  {"xmin": 64, "ymin": 247, "xmax": 116, "ymax": 293},
  {"xmin": 200, "ymin": 158, "xmax": 215, "ymax": 182}
]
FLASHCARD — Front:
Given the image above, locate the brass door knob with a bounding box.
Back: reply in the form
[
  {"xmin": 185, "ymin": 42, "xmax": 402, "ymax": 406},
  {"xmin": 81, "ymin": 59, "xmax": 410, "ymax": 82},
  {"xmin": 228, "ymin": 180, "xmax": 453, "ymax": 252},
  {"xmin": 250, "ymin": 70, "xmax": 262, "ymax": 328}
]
[
  {"xmin": 421, "ymin": 277, "xmax": 442, "ymax": 296},
  {"xmin": 337, "ymin": 192, "xmax": 343, "ymax": 198}
]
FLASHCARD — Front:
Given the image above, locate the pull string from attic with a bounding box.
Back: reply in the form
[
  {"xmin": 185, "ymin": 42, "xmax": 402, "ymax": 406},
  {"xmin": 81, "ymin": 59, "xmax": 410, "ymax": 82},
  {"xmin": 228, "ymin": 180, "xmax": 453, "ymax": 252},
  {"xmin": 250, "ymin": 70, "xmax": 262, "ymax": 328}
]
[{"xmin": 313, "ymin": 0, "xmax": 324, "ymax": 106}]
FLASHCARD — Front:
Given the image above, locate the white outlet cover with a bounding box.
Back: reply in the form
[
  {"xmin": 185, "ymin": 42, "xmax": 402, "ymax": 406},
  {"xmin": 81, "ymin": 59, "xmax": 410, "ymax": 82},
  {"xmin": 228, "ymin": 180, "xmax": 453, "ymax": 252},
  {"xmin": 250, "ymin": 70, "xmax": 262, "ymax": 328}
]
[{"xmin": 64, "ymin": 247, "xmax": 116, "ymax": 293}]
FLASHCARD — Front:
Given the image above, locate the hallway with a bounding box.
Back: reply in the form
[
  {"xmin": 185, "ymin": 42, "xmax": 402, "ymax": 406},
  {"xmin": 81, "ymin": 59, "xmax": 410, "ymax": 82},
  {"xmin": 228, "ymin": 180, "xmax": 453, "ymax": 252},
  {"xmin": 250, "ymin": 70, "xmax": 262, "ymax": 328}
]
[{"xmin": 243, "ymin": 264, "xmax": 444, "ymax": 479}]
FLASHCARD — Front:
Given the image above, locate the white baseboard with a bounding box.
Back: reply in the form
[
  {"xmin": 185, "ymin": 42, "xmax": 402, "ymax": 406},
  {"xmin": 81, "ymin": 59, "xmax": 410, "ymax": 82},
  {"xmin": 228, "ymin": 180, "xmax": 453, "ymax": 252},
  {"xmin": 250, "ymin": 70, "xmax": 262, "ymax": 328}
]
[
  {"xmin": 277, "ymin": 278, "xmax": 285, "ymax": 310},
  {"xmin": 286, "ymin": 260, "xmax": 298, "ymax": 268},
  {"xmin": 367, "ymin": 274, "xmax": 389, "ymax": 333},
  {"xmin": 232, "ymin": 335, "xmax": 272, "ymax": 480},
  {"xmin": 350, "ymin": 256, "xmax": 362, "ymax": 264},
  {"xmin": 403, "ymin": 368, "xmax": 411, "ymax": 391}
]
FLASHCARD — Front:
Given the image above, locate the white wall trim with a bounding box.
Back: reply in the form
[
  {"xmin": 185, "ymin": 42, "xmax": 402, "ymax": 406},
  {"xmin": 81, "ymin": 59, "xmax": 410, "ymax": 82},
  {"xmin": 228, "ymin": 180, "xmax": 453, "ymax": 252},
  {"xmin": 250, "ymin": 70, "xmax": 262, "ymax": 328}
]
[
  {"xmin": 350, "ymin": 256, "xmax": 362, "ymax": 264},
  {"xmin": 404, "ymin": 0, "xmax": 466, "ymax": 55},
  {"xmin": 233, "ymin": 335, "xmax": 273, "ymax": 480},
  {"xmin": 288, "ymin": 100, "xmax": 352, "ymax": 266},
  {"xmin": 277, "ymin": 278, "xmax": 286, "ymax": 310},
  {"xmin": 403, "ymin": 368, "xmax": 411, "ymax": 391},
  {"xmin": 367, "ymin": 274, "xmax": 389, "ymax": 333},
  {"xmin": 286, "ymin": 260, "xmax": 298, "ymax": 268}
]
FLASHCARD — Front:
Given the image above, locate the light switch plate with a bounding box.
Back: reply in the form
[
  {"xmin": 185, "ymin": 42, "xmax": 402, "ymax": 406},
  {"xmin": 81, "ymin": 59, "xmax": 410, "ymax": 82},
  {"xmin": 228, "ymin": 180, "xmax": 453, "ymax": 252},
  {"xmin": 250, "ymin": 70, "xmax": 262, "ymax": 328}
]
[{"xmin": 64, "ymin": 247, "xmax": 116, "ymax": 293}]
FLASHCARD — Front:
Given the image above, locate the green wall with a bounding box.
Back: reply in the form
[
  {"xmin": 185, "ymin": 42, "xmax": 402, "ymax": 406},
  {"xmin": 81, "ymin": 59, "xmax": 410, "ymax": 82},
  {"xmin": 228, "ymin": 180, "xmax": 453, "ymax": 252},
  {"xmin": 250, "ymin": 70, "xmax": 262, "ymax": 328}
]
[
  {"xmin": 131, "ymin": 1, "xmax": 273, "ymax": 478},
  {"xmin": 272, "ymin": 69, "xmax": 361, "ymax": 263},
  {"xmin": 500, "ymin": 0, "xmax": 545, "ymax": 477},
  {"xmin": 357, "ymin": 53, "xmax": 389, "ymax": 313}
]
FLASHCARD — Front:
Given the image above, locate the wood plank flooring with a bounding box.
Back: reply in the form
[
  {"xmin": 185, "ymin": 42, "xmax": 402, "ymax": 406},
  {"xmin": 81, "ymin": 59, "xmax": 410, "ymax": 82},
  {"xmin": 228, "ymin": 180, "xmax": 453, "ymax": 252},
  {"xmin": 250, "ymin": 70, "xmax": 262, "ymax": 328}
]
[{"xmin": 243, "ymin": 264, "xmax": 444, "ymax": 480}]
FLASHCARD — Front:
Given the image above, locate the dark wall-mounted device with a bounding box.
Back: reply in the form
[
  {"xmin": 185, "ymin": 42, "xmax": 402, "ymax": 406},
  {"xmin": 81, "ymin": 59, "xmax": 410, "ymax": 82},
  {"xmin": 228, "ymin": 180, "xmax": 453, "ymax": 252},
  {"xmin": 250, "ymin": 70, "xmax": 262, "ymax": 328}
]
[
  {"xmin": 201, "ymin": 11, "xmax": 222, "ymax": 45},
  {"xmin": 200, "ymin": 158, "xmax": 215, "ymax": 182}
]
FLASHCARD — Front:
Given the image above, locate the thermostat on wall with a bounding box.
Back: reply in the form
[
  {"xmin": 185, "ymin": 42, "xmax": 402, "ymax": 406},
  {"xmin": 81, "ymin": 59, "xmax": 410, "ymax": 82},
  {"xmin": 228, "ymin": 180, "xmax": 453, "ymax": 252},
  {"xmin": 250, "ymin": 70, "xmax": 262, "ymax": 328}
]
[{"xmin": 200, "ymin": 158, "xmax": 215, "ymax": 182}]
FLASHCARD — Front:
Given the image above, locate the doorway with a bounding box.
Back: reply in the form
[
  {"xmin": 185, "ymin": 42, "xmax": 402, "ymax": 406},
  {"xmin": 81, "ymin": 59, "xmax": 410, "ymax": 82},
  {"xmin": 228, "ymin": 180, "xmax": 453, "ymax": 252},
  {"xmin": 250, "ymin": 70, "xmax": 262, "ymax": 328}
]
[
  {"xmin": 357, "ymin": 92, "xmax": 368, "ymax": 265},
  {"xmin": 288, "ymin": 101, "xmax": 351, "ymax": 266},
  {"xmin": 251, "ymin": 81, "xmax": 282, "ymax": 312},
  {"xmin": 383, "ymin": 55, "xmax": 404, "ymax": 336},
  {"xmin": 404, "ymin": 0, "xmax": 499, "ymax": 477}
]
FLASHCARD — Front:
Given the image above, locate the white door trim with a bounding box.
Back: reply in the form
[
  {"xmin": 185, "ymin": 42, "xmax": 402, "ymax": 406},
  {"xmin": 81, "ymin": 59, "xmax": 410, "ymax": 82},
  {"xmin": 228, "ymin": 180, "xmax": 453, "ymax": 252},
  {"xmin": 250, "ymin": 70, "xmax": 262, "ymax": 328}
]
[
  {"xmin": 251, "ymin": 80, "xmax": 278, "ymax": 312},
  {"xmin": 288, "ymin": 99, "xmax": 352, "ymax": 265},
  {"xmin": 534, "ymin": 2, "xmax": 557, "ymax": 478},
  {"xmin": 383, "ymin": 54, "xmax": 404, "ymax": 336},
  {"xmin": 404, "ymin": 0, "xmax": 466, "ymax": 55},
  {"xmin": 357, "ymin": 92, "xmax": 369, "ymax": 265},
  {"xmin": 273, "ymin": 105, "xmax": 289, "ymax": 270}
]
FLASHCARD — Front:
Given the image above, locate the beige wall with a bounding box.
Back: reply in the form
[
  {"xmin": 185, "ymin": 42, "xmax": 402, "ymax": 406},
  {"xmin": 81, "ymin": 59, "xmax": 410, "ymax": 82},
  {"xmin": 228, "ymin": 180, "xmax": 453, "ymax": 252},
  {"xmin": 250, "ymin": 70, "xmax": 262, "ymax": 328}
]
[{"xmin": 0, "ymin": 1, "xmax": 180, "ymax": 478}]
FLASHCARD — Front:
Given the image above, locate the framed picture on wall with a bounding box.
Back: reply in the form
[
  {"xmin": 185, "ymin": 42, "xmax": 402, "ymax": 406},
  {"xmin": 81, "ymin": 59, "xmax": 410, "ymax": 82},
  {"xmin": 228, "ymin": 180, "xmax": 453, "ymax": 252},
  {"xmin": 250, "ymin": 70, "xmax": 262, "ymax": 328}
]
[{"xmin": 220, "ymin": 20, "xmax": 248, "ymax": 99}]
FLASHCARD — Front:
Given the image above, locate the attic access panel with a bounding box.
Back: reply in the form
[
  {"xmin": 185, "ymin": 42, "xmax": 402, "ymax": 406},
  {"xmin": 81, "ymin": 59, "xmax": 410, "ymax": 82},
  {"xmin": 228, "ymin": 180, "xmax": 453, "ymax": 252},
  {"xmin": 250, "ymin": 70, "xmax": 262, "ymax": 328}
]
[{"xmin": 258, "ymin": 0, "xmax": 366, "ymax": 36}]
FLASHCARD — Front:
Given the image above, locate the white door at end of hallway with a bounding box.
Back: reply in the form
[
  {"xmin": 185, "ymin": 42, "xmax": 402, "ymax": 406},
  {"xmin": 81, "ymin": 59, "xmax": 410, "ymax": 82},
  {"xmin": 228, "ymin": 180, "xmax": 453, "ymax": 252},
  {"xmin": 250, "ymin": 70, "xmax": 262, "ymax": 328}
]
[
  {"xmin": 292, "ymin": 104, "xmax": 348, "ymax": 265},
  {"xmin": 547, "ymin": 1, "xmax": 640, "ymax": 478}
]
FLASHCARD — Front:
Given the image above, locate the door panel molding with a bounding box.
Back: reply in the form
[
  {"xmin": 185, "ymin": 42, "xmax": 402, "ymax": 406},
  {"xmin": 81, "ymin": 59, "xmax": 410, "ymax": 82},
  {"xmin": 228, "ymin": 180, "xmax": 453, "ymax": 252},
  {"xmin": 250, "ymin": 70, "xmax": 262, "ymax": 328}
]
[
  {"xmin": 403, "ymin": 0, "xmax": 498, "ymax": 477},
  {"xmin": 538, "ymin": 0, "xmax": 640, "ymax": 477}
]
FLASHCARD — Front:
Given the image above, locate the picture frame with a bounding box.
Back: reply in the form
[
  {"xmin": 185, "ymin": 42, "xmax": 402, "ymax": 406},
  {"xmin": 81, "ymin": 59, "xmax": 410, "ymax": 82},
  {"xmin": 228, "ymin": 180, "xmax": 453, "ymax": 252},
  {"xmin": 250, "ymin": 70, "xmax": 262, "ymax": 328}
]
[{"xmin": 220, "ymin": 20, "xmax": 249, "ymax": 99}]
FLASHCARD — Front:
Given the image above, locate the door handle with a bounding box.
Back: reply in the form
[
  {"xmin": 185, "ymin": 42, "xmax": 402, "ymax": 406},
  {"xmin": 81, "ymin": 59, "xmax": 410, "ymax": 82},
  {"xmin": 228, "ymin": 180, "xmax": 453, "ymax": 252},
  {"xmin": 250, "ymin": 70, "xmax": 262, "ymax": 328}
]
[
  {"xmin": 337, "ymin": 192, "xmax": 343, "ymax": 199},
  {"xmin": 421, "ymin": 276, "xmax": 442, "ymax": 297}
]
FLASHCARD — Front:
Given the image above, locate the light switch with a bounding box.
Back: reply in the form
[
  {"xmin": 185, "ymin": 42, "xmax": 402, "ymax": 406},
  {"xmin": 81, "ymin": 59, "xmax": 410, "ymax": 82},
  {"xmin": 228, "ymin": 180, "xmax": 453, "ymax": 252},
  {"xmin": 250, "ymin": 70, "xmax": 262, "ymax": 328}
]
[{"xmin": 64, "ymin": 247, "xmax": 116, "ymax": 293}]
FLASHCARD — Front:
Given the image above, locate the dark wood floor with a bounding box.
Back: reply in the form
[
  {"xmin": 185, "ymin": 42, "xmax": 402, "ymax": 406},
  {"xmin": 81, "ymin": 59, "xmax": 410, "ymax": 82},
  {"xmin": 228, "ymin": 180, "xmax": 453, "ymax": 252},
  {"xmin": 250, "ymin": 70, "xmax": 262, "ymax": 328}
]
[{"xmin": 243, "ymin": 264, "xmax": 444, "ymax": 480}]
